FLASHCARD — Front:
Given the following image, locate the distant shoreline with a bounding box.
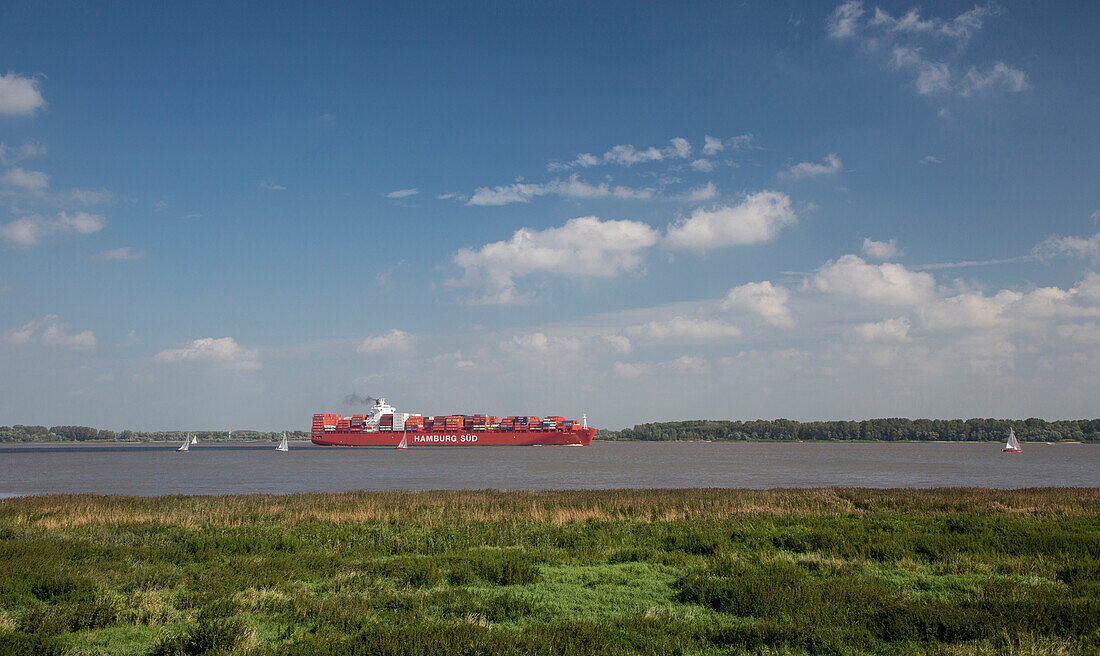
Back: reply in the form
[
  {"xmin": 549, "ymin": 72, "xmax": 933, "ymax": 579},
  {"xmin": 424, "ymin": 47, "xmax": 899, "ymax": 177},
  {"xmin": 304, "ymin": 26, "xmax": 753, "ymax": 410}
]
[{"xmin": 0, "ymin": 438, "xmax": 1092, "ymax": 446}]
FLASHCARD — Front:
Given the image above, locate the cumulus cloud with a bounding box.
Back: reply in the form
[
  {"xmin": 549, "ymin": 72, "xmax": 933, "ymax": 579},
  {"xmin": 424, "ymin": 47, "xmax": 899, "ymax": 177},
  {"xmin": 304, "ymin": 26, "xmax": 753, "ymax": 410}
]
[
  {"xmin": 861, "ymin": 237, "xmax": 899, "ymax": 260},
  {"xmin": 665, "ymin": 191, "xmax": 796, "ymax": 251},
  {"xmin": 723, "ymin": 281, "xmax": 795, "ymax": 327},
  {"xmin": 781, "ymin": 154, "xmax": 842, "ymax": 179},
  {"xmin": 0, "ymin": 211, "xmax": 105, "ymax": 247},
  {"xmin": 851, "ymin": 317, "xmax": 910, "ymax": 342},
  {"xmin": 628, "ymin": 317, "xmax": 741, "ymax": 342},
  {"xmin": 679, "ymin": 182, "xmax": 718, "ymax": 202},
  {"xmin": 0, "ymin": 72, "xmax": 45, "ymax": 115},
  {"xmin": 667, "ymin": 356, "xmax": 708, "ymax": 375},
  {"xmin": 5, "ymin": 315, "xmax": 95, "ymax": 349},
  {"xmin": 702, "ymin": 135, "xmax": 725, "ymax": 155},
  {"xmin": 0, "ymin": 167, "xmax": 50, "ymax": 190},
  {"xmin": 154, "ymin": 337, "xmax": 260, "ymax": 369},
  {"xmin": 467, "ymin": 174, "xmax": 654, "ymax": 206},
  {"xmin": 689, "ymin": 159, "xmax": 717, "ymax": 172},
  {"xmin": 1056, "ymin": 322, "xmax": 1100, "ymax": 345},
  {"xmin": 386, "ymin": 188, "xmax": 419, "ymax": 199},
  {"xmin": 505, "ymin": 332, "xmax": 583, "ymax": 354},
  {"xmin": 603, "ymin": 335, "xmax": 633, "ymax": 354},
  {"xmin": 810, "ymin": 254, "xmax": 936, "ymax": 305},
  {"xmin": 357, "ymin": 329, "xmax": 414, "ymax": 353},
  {"xmin": 612, "ymin": 362, "xmax": 651, "ymax": 379},
  {"xmin": 451, "ymin": 216, "xmax": 660, "ymax": 304}
]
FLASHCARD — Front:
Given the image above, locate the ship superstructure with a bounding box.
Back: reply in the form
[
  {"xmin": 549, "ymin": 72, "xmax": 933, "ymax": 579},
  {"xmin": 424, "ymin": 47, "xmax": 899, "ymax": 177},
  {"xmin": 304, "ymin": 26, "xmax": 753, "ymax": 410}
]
[{"xmin": 311, "ymin": 398, "xmax": 595, "ymax": 447}]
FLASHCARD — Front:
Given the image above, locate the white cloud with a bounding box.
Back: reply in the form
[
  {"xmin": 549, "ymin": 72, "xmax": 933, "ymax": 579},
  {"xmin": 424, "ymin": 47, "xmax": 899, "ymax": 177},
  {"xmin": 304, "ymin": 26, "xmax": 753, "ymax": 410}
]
[
  {"xmin": 829, "ymin": 3, "xmax": 1024, "ymax": 99},
  {"xmin": 0, "ymin": 73, "xmax": 45, "ymax": 115},
  {"xmin": 702, "ymin": 135, "xmax": 724, "ymax": 155},
  {"xmin": 154, "ymin": 337, "xmax": 260, "ymax": 369},
  {"xmin": 467, "ymin": 174, "xmax": 654, "ymax": 206},
  {"xmin": 451, "ymin": 216, "xmax": 660, "ymax": 304},
  {"xmin": 851, "ymin": 317, "xmax": 910, "ymax": 342},
  {"xmin": 920, "ymin": 155, "xmax": 943, "ymax": 165},
  {"xmin": 679, "ymin": 182, "xmax": 717, "ymax": 202},
  {"xmin": 259, "ymin": 181, "xmax": 286, "ymax": 190},
  {"xmin": 827, "ymin": 1, "xmax": 865, "ymax": 38},
  {"xmin": 5, "ymin": 315, "xmax": 96, "ymax": 349},
  {"xmin": 549, "ymin": 138, "xmax": 695, "ymax": 170},
  {"xmin": 665, "ymin": 191, "xmax": 796, "ymax": 251},
  {"xmin": 0, "ymin": 167, "xmax": 50, "ymax": 190},
  {"xmin": 386, "ymin": 188, "xmax": 419, "ymax": 199},
  {"xmin": 781, "ymin": 154, "xmax": 842, "ymax": 179},
  {"xmin": 689, "ymin": 159, "xmax": 717, "ymax": 172},
  {"xmin": 861, "ymin": 237, "xmax": 899, "ymax": 260},
  {"xmin": 628, "ymin": 317, "xmax": 741, "ymax": 342},
  {"xmin": 69, "ymin": 188, "xmax": 114, "ymax": 205},
  {"xmin": 612, "ymin": 362, "xmax": 651, "ymax": 379},
  {"xmin": 723, "ymin": 281, "xmax": 795, "ymax": 327},
  {"xmin": 810, "ymin": 254, "xmax": 936, "ymax": 305},
  {"xmin": 505, "ymin": 332, "xmax": 582, "ymax": 354},
  {"xmin": 97, "ymin": 247, "xmax": 145, "ymax": 261},
  {"xmin": 603, "ymin": 335, "xmax": 633, "ymax": 354},
  {"xmin": 0, "ymin": 141, "xmax": 46, "ymax": 166},
  {"xmin": 1056, "ymin": 322, "xmax": 1100, "ymax": 345},
  {"xmin": 667, "ymin": 356, "xmax": 708, "ymax": 375},
  {"xmin": 960, "ymin": 62, "xmax": 1029, "ymax": 95},
  {"xmin": 0, "ymin": 211, "xmax": 105, "ymax": 247},
  {"xmin": 1034, "ymin": 232, "xmax": 1100, "ymax": 260},
  {"xmin": 357, "ymin": 329, "xmax": 414, "ymax": 353}
]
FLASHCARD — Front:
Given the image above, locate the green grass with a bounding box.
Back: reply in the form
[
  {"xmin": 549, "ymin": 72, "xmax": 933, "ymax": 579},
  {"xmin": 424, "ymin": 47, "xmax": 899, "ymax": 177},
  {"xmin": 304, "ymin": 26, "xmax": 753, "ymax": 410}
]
[{"xmin": 0, "ymin": 489, "xmax": 1097, "ymax": 655}]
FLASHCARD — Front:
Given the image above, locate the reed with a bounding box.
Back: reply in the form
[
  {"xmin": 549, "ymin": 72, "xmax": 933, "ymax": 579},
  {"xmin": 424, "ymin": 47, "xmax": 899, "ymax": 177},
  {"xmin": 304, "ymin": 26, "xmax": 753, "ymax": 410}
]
[{"xmin": 0, "ymin": 489, "xmax": 1096, "ymax": 655}]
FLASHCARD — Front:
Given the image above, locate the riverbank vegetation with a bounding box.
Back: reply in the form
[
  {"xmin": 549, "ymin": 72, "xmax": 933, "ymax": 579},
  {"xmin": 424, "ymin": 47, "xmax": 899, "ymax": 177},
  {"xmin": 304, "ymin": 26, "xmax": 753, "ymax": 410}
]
[
  {"xmin": 0, "ymin": 426, "xmax": 309, "ymax": 444},
  {"xmin": 598, "ymin": 417, "xmax": 1100, "ymax": 443},
  {"xmin": 0, "ymin": 488, "xmax": 1097, "ymax": 655}
]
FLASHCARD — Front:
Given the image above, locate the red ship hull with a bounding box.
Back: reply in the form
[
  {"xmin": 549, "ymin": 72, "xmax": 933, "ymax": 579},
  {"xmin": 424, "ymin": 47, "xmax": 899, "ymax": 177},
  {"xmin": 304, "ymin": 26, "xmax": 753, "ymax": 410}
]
[{"xmin": 311, "ymin": 428, "xmax": 595, "ymax": 447}]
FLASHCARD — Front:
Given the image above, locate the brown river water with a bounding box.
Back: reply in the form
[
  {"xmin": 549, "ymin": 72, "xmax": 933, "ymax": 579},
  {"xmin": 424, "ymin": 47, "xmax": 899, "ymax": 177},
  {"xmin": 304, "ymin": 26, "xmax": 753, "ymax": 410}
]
[{"xmin": 1, "ymin": 441, "xmax": 1097, "ymax": 496}]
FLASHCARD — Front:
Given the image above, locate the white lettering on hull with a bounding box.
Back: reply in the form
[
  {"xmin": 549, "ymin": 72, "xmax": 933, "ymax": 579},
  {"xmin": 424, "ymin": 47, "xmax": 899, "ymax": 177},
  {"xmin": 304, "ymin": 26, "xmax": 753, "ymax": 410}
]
[{"xmin": 411, "ymin": 434, "xmax": 479, "ymax": 443}]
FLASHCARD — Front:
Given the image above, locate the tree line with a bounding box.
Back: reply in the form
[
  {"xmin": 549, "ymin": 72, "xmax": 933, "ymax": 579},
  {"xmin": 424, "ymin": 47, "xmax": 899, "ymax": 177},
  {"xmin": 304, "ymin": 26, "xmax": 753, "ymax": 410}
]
[
  {"xmin": 596, "ymin": 418, "xmax": 1100, "ymax": 442},
  {"xmin": 0, "ymin": 425, "xmax": 310, "ymax": 443}
]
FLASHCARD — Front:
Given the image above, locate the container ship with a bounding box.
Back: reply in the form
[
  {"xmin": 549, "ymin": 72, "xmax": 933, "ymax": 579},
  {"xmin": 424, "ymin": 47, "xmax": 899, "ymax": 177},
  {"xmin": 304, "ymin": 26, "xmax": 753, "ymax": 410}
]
[{"xmin": 311, "ymin": 398, "xmax": 595, "ymax": 447}]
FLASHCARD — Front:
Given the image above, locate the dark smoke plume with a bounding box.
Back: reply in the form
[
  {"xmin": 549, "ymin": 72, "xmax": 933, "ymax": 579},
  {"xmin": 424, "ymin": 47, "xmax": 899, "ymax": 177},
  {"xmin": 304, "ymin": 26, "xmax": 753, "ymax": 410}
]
[{"xmin": 344, "ymin": 393, "xmax": 377, "ymax": 407}]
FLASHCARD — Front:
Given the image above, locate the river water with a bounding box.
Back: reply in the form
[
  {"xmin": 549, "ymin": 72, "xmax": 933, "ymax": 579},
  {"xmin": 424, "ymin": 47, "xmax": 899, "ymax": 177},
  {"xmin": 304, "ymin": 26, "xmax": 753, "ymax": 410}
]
[{"xmin": 1, "ymin": 441, "xmax": 1097, "ymax": 496}]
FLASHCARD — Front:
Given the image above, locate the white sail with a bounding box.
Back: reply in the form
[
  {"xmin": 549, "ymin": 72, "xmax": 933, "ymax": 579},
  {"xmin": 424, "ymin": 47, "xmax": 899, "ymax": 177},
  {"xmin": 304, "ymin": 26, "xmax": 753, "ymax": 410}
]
[
  {"xmin": 276, "ymin": 432, "xmax": 289, "ymax": 452},
  {"xmin": 1003, "ymin": 428, "xmax": 1021, "ymax": 452},
  {"xmin": 190, "ymin": 434, "xmax": 198, "ymax": 445},
  {"xmin": 396, "ymin": 432, "xmax": 407, "ymax": 450},
  {"xmin": 177, "ymin": 434, "xmax": 190, "ymax": 452}
]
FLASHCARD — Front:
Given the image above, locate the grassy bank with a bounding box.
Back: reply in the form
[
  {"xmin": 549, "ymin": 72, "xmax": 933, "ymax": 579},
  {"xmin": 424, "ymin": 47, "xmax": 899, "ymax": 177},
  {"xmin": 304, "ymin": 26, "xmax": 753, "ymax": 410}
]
[{"xmin": 1, "ymin": 489, "xmax": 1097, "ymax": 655}]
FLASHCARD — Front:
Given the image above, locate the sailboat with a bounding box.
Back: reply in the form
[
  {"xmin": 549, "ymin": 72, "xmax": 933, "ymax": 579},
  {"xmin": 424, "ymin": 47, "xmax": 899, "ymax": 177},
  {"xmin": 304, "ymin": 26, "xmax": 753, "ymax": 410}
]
[
  {"xmin": 1002, "ymin": 428, "xmax": 1022, "ymax": 453},
  {"xmin": 177, "ymin": 433, "xmax": 190, "ymax": 452},
  {"xmin": 395, "ymin": 432, "xmax": 408, "ymax": 450},
  {"xmin": 190, "ymin": 434, "xmax": 198, "ymax": 445},
  {"xmin": 276, "ymin": 432, "xmax": 289, "ymax": 452}
]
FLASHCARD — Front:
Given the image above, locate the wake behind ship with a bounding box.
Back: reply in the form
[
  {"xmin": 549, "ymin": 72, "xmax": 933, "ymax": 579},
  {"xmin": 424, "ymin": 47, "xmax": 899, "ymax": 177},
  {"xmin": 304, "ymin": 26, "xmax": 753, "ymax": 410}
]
[{"xmin": 311, "ymin": 398, "xmax": 595, "ymax": 447}]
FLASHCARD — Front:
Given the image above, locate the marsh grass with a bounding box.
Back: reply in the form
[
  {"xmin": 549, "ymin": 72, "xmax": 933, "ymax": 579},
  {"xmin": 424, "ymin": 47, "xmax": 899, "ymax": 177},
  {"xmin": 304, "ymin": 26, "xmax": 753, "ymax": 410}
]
[{"xmin": 0, "ymin": 489, "xmax": 1097, "ymax": 655}]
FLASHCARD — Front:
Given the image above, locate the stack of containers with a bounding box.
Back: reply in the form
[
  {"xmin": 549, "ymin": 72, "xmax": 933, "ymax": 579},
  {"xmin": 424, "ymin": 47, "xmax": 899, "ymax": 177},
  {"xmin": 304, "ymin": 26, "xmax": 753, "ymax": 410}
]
[
  {"xmin": 528, "ymin": 416, "xmax": 542, "ymax": 431},
  {"xmin": 336, "ymin": 418, "xmax": 351, "ymax": 432},
  {"xmin": 542, "ymin": 416, "xmax": 564, "ymax": 430},
  {"xmin": 514, "ymin": 417, "xmax": 529, "ymax": 432},
  {"xmin": 393, "ymin": 413, "xmax": 409, "ymax": 431},
  {"xmin": 501, "ymin": 417, "xmax": 515, "ymax": 430},
  {"xmin": 379, "ymin": 414, "xmax": 394, "ymax": 432},
  {"xmin": 444, "ymin": 415, "xmax": 461, "ymax": 432},
  {"xmin": 405, "ymin": 415, "xmax": 423, "ymax": 431}
]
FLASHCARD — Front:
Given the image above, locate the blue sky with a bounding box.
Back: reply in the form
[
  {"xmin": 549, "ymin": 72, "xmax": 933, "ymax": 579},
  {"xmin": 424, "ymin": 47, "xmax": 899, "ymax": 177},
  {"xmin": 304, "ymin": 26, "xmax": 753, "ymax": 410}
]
[{"xmin": 1, "ymin": 1, "xmax": 1098, "ymax": 430}]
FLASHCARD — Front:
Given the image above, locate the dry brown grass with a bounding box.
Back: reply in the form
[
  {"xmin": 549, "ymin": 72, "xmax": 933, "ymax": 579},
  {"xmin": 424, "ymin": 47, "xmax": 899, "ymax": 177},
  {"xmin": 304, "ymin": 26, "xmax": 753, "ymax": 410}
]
[{"xmin": 1, "ymin": 487, "xmax": 1096, "ymax": 530}]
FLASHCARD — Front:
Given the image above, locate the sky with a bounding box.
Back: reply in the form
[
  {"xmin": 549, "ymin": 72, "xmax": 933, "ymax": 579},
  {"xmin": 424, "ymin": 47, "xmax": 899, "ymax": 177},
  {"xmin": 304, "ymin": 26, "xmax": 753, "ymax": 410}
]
[{"xmin": 1, "ymin": 1, "xmax": 1099, "ymax": 430}]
